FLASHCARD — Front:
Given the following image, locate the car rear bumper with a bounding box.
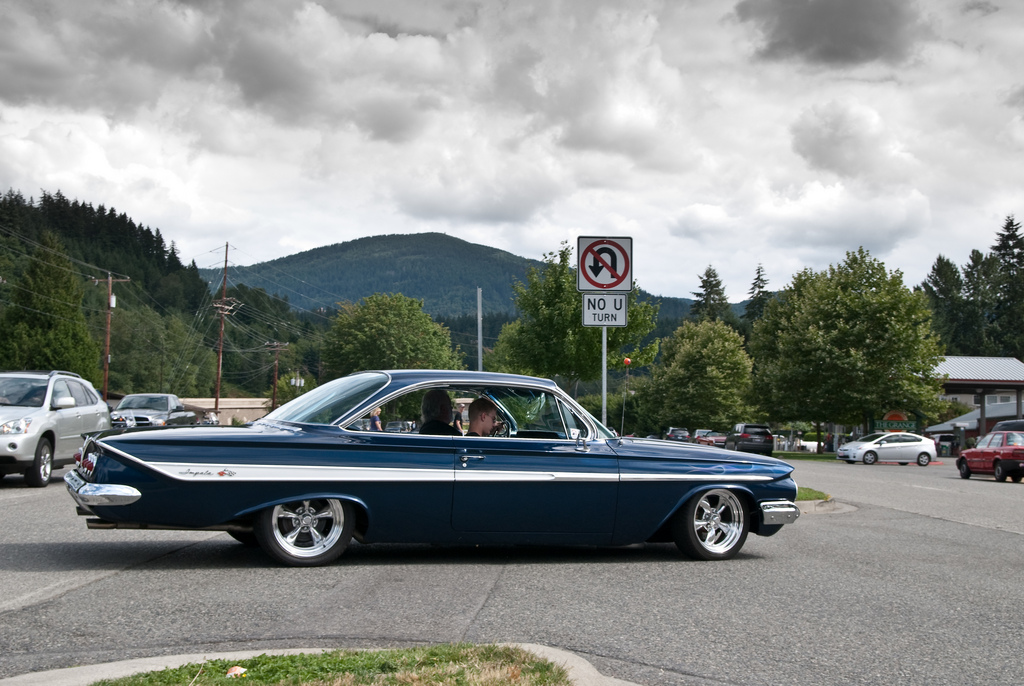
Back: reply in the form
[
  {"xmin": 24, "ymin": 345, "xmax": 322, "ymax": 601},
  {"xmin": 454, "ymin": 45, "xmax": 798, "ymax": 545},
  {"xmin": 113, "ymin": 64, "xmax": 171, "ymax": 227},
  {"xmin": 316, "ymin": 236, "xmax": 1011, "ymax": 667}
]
[{"xmin": 64, "ymin": 470, "xmax": 141, "ymax": 508}]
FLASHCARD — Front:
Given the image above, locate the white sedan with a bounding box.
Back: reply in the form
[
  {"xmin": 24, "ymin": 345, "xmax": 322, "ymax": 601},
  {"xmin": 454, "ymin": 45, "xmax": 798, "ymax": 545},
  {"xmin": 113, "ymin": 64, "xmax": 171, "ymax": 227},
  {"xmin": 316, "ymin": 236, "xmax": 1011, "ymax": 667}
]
[{"xmin": 836, "ymin": 432, "xmax": 936, "ymax": 466}]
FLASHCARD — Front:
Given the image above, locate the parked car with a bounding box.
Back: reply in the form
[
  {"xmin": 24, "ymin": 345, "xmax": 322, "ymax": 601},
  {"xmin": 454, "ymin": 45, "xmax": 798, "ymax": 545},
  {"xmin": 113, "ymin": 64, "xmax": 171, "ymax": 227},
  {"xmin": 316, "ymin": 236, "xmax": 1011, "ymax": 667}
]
[
  {"xmin": 991, "ymin": 419, "xmax": 1024, "ymax": 432},
  {"xmin": 695, "ymin": 430, "xmax": 727, "ymax": 447},
  {"xmin": 724, "ymin": 423, "xmax": 774, "ymax": 456},
  {"xmin": 956, "ymin": 431, "xmax": 1024, "ymax": 482},
  {"xmin": 835, "ymin": 432, "xmax": 935, "ymax": 466},
  {"xmin": 0, "ymin": 370, "xmax": 110, "ymax": 487},
  {"xmin": 65, "ymin": 370, "xmax": 800, "ymax": 566},
  {"xmin": 664, "ymin": 427, "xmax": 690, "ymax": 442},
  {"xmin": 110, "ymin": 394, "xmax": 196, "ymax": 429}
]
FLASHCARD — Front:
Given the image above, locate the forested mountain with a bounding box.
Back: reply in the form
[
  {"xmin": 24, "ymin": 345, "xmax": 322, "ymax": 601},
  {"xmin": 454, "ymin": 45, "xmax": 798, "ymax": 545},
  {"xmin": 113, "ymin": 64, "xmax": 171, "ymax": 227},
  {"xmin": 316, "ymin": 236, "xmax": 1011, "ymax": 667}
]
[
  {"xmin": 200, "ymin": 232, "xmax": 695, "ymax": 319},
  {"xmin": 0, "ymin": 190, "xmax": 209, "ymax": 313}
]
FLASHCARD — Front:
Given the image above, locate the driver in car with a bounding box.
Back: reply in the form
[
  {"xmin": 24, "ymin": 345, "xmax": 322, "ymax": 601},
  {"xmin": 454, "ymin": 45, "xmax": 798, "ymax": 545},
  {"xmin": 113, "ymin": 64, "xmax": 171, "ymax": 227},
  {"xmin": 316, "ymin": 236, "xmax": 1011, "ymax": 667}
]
[{"xmin": 464, "ymin": 397, "xmax": 502, "ymax": 437}]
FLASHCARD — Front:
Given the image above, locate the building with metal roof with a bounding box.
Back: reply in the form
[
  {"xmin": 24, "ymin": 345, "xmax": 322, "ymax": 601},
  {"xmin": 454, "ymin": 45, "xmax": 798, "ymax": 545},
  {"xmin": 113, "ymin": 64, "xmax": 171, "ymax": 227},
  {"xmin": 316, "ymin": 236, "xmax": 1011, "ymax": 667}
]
[{"xmin": 931, "ymin": 356, "xmax": 1024, "ymax": 435}]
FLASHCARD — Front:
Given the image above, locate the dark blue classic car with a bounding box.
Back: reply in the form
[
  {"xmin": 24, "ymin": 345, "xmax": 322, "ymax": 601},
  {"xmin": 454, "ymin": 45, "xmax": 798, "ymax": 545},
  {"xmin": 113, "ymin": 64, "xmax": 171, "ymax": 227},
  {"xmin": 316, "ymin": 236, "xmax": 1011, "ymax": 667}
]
[{"xmin": 65, "ymin": 370, "xmax": 799, "ymax": 566}]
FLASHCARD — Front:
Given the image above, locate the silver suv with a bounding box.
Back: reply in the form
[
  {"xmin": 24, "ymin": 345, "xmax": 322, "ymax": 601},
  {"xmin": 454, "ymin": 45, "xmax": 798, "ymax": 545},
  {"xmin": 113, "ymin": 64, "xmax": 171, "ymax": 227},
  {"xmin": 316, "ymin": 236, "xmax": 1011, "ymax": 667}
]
[{"xmin": 0, "ymin": 371, "xmax": 111, "ymax": 487}]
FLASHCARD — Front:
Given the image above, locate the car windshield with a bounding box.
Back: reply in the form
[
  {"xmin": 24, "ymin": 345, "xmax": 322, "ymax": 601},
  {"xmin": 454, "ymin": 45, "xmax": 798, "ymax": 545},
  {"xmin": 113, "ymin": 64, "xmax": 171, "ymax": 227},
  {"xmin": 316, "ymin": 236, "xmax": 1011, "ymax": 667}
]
[
  {"xmin": 117, "ymin": 396, "xmax": 168, "ymax": 411},
  {"xmin": 261, "ymin": 372, "xmax": 389, "ymax": 425},
  {"xmin": 0, "ymin": 378, "xmax": 47, "ymax": 407}
]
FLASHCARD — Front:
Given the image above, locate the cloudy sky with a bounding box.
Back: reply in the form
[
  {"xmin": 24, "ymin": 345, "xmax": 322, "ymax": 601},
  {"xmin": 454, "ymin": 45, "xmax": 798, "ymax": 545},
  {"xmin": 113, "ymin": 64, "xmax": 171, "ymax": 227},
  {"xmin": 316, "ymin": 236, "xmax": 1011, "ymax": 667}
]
[{"xmin": 1, "ymin": 0, "xmax": 1022, "ymax": 301}]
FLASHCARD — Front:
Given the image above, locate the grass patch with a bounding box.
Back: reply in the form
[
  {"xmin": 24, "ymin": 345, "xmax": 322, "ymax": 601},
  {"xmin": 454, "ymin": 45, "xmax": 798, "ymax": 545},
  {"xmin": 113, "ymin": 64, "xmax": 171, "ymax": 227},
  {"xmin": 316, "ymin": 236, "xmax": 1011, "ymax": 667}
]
[
  {"xmin": 796, "ymin": 486, "xmax": 829, "ymax": 501},
  {"xmin": 774, "ymin": 451, "xmax": 836, "ymax": 462},
  {"xmin": 89, "ymin": 644, "xmax": 571, "ymax": 686}
]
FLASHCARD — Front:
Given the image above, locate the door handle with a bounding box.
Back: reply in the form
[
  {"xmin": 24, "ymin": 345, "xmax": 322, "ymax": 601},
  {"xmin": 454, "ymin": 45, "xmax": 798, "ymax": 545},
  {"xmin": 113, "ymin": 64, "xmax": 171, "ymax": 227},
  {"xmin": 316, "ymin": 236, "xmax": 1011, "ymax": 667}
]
[{"xmin": 459, "ymin": 454, "xmax": 485, "ymax": 467}]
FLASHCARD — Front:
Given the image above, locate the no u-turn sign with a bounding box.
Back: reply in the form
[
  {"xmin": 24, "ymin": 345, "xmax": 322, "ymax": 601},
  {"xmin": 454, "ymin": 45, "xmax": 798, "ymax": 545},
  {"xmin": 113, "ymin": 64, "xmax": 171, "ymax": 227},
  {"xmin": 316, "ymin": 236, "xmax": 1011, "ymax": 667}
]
[
  {"xmin": 582, "ymin": 293, "xmax": 627, "ymax": 327},
  {"xmin": 577, "ymin": 237, "xmax": 633, "ymax": 292}
]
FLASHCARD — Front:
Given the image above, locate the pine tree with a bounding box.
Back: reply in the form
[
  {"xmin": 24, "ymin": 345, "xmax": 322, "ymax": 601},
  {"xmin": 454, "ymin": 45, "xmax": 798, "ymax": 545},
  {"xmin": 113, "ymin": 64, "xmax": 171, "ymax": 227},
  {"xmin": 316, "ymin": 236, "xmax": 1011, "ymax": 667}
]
[
  {"xmin": 989, "ymin": 215, "xmax": 1024, "ymax": 358},
  {"xmin": 690, "ymin": 266, "xmax": 730, "ymax": 322},
  {"xmin": 743, "ymin": 264, "xmax": 771, "ymax": 323},
  {"xmin": 0, "ymin": 232, "xmax": 101, "ymax": 380}
]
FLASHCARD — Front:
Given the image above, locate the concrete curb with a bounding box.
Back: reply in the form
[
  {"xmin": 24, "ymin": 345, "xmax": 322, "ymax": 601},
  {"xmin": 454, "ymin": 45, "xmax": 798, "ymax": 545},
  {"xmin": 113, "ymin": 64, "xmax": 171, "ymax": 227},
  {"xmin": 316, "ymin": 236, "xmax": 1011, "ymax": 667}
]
[
  {"xmin": 0, "ymin": 644, "xmax": 642, "ymax": 686},
  {"xmin": 798, "ymin": 499, "xmax": 858, "ymax": 514}
]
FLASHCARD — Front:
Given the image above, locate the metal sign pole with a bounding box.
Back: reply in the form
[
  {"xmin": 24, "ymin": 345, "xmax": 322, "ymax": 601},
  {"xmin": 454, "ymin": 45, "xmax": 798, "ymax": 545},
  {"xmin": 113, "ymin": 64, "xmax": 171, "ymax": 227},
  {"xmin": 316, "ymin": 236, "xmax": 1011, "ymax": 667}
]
[{"xmin": 602, "ymin": 325, "xmax": 607, "ymax": 426}]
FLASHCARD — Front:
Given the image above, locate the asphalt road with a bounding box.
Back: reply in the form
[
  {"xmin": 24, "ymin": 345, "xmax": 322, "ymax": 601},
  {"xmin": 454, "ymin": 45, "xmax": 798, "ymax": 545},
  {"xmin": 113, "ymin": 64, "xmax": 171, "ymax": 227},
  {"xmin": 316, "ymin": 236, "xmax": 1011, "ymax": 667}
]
[{"xmin": 1, "ymin": 457, "xmax": 1022, "ymax": 685}]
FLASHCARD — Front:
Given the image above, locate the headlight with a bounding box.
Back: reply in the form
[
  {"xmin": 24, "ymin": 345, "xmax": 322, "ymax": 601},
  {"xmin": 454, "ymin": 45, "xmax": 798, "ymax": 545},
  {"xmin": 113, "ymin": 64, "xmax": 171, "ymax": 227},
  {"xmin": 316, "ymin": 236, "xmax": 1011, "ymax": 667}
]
[
  {"xmin": 0, "ymin": 418, "xmax": 31, "ymax": 434},
  {"xmin": 152, "ymin": 418, "xmax": 166, "ymax": 426}
]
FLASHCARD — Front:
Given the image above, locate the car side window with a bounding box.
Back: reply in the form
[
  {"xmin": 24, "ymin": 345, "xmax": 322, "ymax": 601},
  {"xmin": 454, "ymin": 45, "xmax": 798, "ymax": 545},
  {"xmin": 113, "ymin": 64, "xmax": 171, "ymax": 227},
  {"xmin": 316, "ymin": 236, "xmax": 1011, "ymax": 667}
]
[
  {"xmin": 989, "ymin": 433, "xmax": 1005, "ymax": 448},
  {"xmin": 68, "ymin": 381, "xmax": 92, "ymax": 407},
  {"xmin": 1007, "ymin": 432, "xmax": 1024, "ymax": 446},
  {"xmin": 974, "ymin": 434, "xmax": 991, "ymax": 449},
  {"xmin": 558, "ymin": 399, "xmax": 589, "ymax": 439},
  {"xmin": 51, "ymin": 379, "xmax": 73, "ymax": 406}
]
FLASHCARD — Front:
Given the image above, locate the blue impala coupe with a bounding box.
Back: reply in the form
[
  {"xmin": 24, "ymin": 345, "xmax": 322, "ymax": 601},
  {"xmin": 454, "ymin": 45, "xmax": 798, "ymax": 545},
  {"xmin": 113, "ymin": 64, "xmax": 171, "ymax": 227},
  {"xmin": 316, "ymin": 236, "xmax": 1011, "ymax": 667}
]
[{"xmin": 64, "ymin": 370, "xmax": 799, "ymax": 566}]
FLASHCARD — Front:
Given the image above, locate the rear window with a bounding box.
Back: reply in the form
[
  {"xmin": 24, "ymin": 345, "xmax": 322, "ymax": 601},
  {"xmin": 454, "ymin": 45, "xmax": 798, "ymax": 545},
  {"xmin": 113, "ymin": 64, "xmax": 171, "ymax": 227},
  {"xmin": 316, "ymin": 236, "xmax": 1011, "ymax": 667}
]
[{"xmin": 744, "ymin": 426, "xmax": 771, "ymax": 435}]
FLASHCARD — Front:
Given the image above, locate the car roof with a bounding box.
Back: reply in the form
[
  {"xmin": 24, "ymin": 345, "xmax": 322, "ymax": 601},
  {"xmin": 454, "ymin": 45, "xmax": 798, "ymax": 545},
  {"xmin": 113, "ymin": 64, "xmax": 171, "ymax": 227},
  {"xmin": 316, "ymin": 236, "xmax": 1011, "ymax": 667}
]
[{"xmin": 372, "ymin": 369, "xmax": 559, "ymax": 390}]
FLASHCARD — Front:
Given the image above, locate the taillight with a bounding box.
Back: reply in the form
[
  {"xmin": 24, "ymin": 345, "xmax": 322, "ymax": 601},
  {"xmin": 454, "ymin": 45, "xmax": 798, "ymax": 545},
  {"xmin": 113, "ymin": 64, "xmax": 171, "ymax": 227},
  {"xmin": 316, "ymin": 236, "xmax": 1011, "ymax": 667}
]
[
  {"xmin": 78, "ymin": 445, "xmax": 99, "ymax": 479},
  {"xmin": 740, "ymin": 433, "xmax": 750, "ymax": 438}
]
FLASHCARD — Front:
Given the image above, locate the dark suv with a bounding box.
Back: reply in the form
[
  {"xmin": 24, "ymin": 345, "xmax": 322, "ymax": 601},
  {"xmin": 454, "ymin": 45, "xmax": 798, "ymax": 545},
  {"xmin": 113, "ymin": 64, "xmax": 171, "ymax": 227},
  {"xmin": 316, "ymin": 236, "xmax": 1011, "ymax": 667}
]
[
  {"xmin": 725, "ymin": 423, "xmax": 774, "ymax": 456},
  {"xmin": 0, "ymin": 370, "xmax": 111, "ymax": 486},
  {"xmin": 110, "ymin": 393, "xmax": 196, "ymax": 428}
]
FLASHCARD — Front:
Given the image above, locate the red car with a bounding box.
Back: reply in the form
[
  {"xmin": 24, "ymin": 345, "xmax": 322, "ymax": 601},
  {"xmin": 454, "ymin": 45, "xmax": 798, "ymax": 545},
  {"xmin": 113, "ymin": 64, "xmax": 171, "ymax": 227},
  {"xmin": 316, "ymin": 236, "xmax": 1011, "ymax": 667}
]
[
  {"xmin": 695, "ymin": 430, "xmax": 727, "ymax": 447},
  {"xmin": 957, "ymin": 431, "xmax": 1024, "ymax": 482}
]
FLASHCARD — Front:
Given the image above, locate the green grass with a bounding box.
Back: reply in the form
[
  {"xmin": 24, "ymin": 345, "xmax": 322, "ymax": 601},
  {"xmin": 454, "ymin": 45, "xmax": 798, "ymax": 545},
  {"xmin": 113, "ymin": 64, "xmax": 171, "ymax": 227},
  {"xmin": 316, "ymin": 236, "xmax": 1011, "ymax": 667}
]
[
  {"xmin": 774, "ymin": 450, "xmax": 837, "ymax": 462},
  {"xmin": 796, "ymin": 486, "xmax": 829, "ymax": 501},
  {"xmin": 89, "ymin": 644, "xmax": 572, "ymax": 686}
]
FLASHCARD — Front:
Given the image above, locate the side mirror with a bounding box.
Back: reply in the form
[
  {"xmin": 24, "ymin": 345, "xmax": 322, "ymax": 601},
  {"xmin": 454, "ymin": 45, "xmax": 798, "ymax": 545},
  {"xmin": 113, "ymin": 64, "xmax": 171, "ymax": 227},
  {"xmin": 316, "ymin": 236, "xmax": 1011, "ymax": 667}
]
[
  {"xmin": 54, "ymin": 396, "xmax": 76, "ymax": 409},
  {"xmin": 174, "ymin": 404, "xmax": 184, "ymax": 412}
]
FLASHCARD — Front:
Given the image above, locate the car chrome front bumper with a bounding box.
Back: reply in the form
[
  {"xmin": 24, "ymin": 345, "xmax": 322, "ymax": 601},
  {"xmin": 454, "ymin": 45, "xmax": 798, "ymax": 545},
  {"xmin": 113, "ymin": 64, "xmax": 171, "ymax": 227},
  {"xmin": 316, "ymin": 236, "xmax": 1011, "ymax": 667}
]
[
  {"xmin": 64, "ymin": 470, "xmax": 141, "ymax": 507},
  {"xmin": 760, "ymin": 499, "xmax": 800, "ymax": 525}
]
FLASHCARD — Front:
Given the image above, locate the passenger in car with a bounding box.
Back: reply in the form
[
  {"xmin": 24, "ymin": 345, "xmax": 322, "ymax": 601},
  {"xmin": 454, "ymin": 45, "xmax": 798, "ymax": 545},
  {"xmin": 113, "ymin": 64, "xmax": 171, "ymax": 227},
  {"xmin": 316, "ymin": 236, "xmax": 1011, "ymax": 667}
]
[
  {"xmin": 418, "ymin": 389, "xmax": 461, "ymax": 436},
  {"xmin": 464, "ymin": 397, "xmax": 500, "ymax": 437}
]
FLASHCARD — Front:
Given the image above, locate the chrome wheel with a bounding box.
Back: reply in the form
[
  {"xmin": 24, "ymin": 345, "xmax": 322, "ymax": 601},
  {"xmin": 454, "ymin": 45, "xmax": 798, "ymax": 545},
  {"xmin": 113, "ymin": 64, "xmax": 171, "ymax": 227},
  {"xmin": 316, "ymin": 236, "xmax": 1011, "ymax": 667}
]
[
  {"xmin": 673, "ymin": 489, "xmax": 749, "ymax": 560},
  {"xmin": 916, "ymin": 453, "xmax": 931, "ymax": 467},
  {"xmin": 255, "ymin": 498, "xmax": 354, "ymax": 566},
  {"xmin": 863, "ymin": 451, "xmax": 878, "ymax": 465},
  {"xmin": 25, "ymin": 439, "xmax": 53, "ymax": 488}
]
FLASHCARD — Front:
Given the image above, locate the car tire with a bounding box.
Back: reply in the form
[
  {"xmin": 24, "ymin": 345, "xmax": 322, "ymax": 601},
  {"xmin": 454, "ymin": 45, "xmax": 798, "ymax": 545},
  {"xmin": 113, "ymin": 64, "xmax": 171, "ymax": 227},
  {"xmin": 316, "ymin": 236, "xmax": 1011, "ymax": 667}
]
[
  {"xmin": 24, "ymin": 438, "xmax": 53, "ymax": 488},
  {"xmin": 916, "ymin": 453, "xmax": 931, "ymax": 467},
  {"xmin": 1011, "ymin": 475, "xmax": 1022, "ymax": 483},
  {"xmin": 994, "ymin": 461, "xmax": 1008, "ymax": 482},
  {"xmin": 863, "ymin": 451, "xmax": 878, "ymax": 465},
  {"xmin": 672, "ymin": 489, "xmax": 749, "ymax": 561},
  {"xmin": 958, "ymin": 459, "xmax": 971, "ymax": 479},
  {"xmin": 255, "ymin": 498, "xmax": 354, "ymax": 567},
  {"xmin": 227, "ymin": 530, "xmax": 260, "ymax": 547}
]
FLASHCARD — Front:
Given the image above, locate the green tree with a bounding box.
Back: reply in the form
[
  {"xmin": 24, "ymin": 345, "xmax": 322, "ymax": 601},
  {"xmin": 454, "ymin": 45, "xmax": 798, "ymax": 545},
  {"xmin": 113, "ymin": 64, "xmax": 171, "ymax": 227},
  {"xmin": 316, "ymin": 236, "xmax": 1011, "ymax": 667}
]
[
  {"xmin": 921, "ymin": 254, "xmax": 969, "ymax": 354},
  {"xmin": 750, "ymin": 248, "xmax": 944, "ymax": 440},
  {"xmin": 0, "ymin": 232, "xmax": 100, "ymax": 380},
  {"xmin": 492, "ymin": 243, "xmax": 658, "ymax": 390},
  {"xmin": 323, "ymin": 293, "xmax": 463, "ymax": 379},
  {"xmin": 743, "ymin": 264, "xmax": 771, "ymax": 324},
  {"xmin": 989, "ymin": 214, "xmax": 1024, "ymax": 358},
  {"xmin": 689, "ymin": 266, "xmax": 730, "ymax": 322},
  {"xmin": 639, "ymin": 320, "xmax": 753, "ymax": 433}
]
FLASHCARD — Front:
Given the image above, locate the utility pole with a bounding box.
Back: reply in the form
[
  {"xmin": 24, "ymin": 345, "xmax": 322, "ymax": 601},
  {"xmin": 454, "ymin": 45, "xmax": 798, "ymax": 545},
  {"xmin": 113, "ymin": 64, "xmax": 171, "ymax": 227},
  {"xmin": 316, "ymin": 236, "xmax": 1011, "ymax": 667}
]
[
  {"xmin": 266, "ymin": 341, "xmax": 289, "ymax": 410},
  {"xmin": 93, "ymin": 273, "xmax": 130, "ymax": 401},
  {"xmin": 213, "ymin": 243, "xmax": 239, "ymax": 414}
]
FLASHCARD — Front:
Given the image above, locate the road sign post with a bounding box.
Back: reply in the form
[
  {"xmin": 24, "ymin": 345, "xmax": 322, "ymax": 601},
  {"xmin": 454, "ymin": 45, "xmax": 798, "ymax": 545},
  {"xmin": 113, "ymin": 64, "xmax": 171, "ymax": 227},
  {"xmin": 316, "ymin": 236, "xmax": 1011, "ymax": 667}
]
[{"xmin": 577, "ymin": 237, "xmax": 633, "ymax": 428}]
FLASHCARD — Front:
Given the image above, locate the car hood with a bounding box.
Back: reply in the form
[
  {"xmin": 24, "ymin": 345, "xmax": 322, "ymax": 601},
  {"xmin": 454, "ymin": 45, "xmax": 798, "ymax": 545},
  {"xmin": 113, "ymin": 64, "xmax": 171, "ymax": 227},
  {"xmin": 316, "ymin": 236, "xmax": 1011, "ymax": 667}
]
[
  {"xmin": 112, "ymin": 409, "xmax": 165, "ymax": 418},
  {"xmin": 0, "ymin": 406, "xmax": 44, "ymax": 422}
]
